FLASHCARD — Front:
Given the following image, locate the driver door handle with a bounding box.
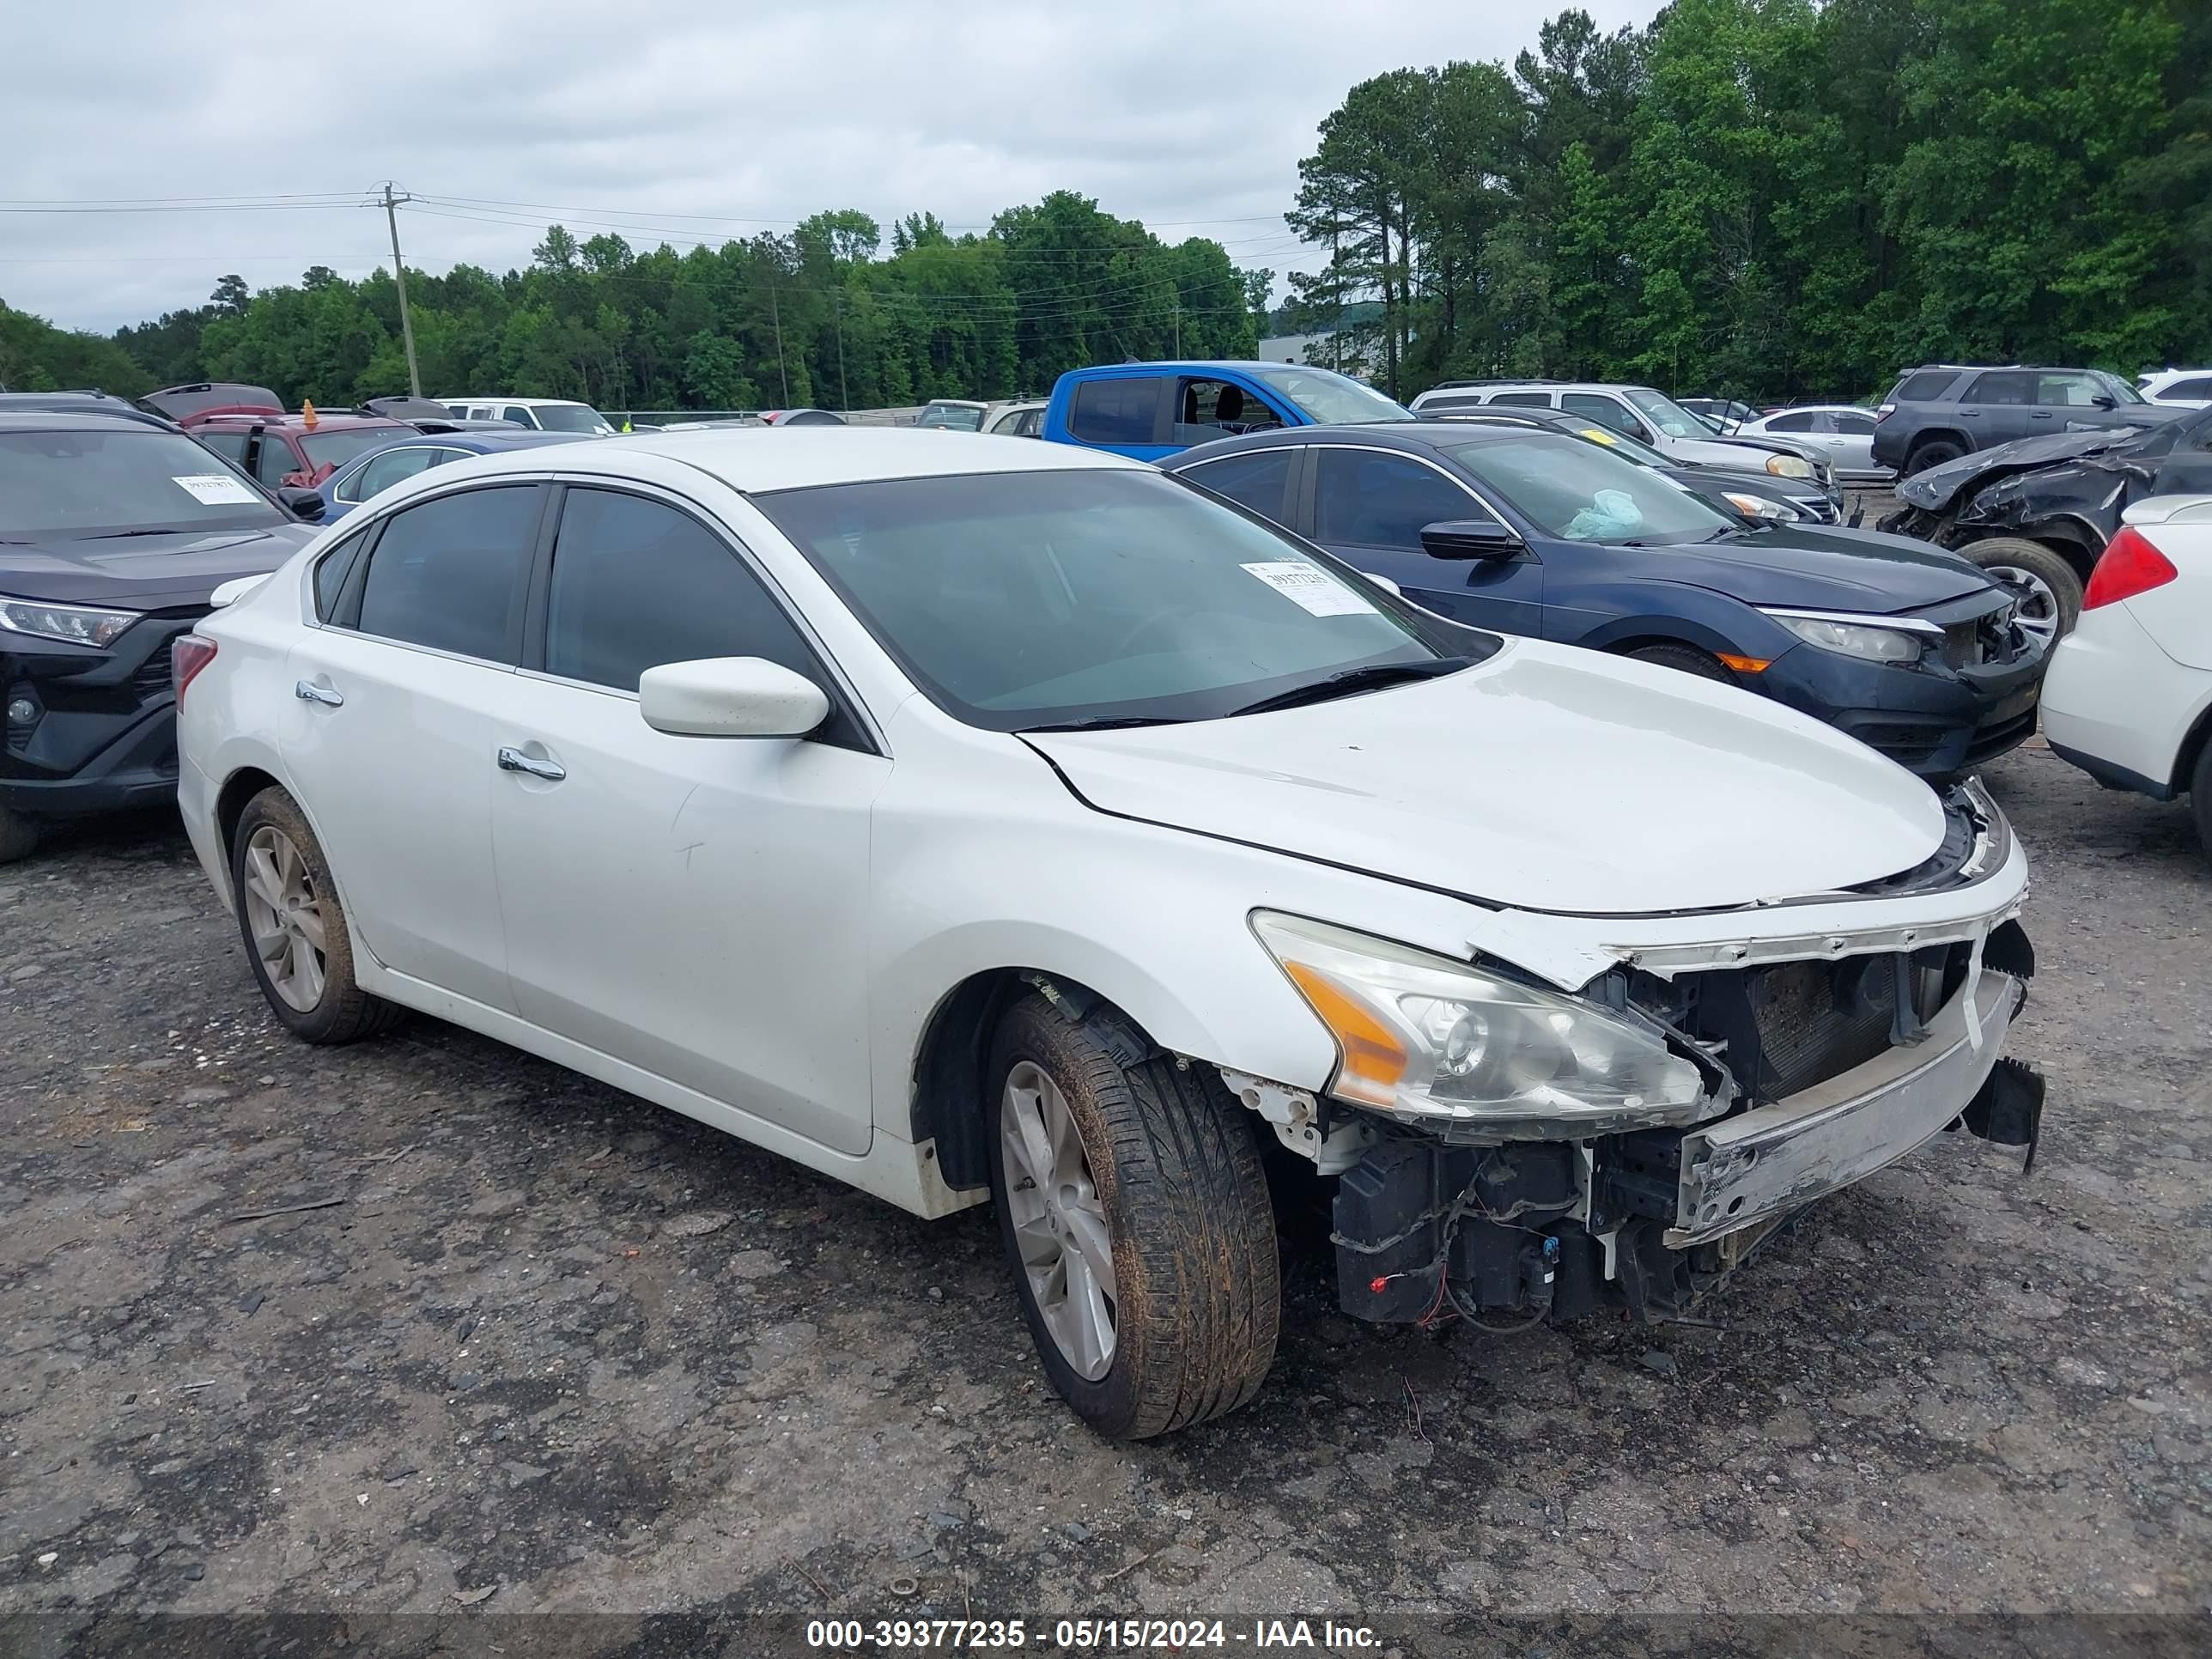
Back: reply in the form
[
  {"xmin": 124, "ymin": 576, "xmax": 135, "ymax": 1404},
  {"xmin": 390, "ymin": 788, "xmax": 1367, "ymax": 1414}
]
[
  {"xmin": 496, "ymin": 745, "xmax": 566, "ymax": 782},
  {"xmin": 295, "ymin": 679, "xmax": 343, "ymax": 707}
]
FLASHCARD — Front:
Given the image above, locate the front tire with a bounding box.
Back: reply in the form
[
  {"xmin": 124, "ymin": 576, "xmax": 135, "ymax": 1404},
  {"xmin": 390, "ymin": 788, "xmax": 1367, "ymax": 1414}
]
[
  {"xmin": 230, "ymin": 787, "xmax": 404, "ymax": 1044},
  {"xmin": 986, "ymin": 994, "xmax": 1279, "ymax": 1438},
  {"xmin": 1967, "ymin": 537, "xmax": 2083, "ymax": 642},
  {"xmin": 0, "ymin": 806, "xmax": 40, "ymax": 866}
]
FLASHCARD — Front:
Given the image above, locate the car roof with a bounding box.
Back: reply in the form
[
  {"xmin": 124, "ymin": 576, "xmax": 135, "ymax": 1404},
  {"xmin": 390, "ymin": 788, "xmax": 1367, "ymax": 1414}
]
[
  {"xmin": 1170, "ymin": 422, "xmax": 1565, "ymax": 464},
  {"xmin": 440, "ymin": 396, "xmax": 594, "ymax": 407},
  {"xmin": 194, "ymin": 411, "xmax": 409, "ymax": 432},
  {"xmin": 439, "ymin": 425, "xmax": 1145, "ymax": 495},
  {"xmin": 0, "ymin": 409, "xmax": 190, "ymax": 435}
]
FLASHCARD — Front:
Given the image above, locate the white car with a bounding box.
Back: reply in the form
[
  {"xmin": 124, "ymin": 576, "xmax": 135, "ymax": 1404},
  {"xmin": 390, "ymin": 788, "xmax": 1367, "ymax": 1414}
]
[
  {"xmin": 2136, "ymin": 369, "xmax": 2212, "ymax": 410},
  {"xmin": 439, "ymin": 396, "xmax": 616, "ymax": 435},
  {"xmin": 1732, "ymin": 405, "xmax": 1893, "ymax": 483},
  {"xmin": 2043, "ymin": 495, "xmax": 2212, "ymax": 856},
  {"xmin": 172, "ymin": 431, "xmax": 2044, "ymax": 1437},
  {"xmin": 1407, "ymin": 380, "xmax": 1840, "ymax": 495}
]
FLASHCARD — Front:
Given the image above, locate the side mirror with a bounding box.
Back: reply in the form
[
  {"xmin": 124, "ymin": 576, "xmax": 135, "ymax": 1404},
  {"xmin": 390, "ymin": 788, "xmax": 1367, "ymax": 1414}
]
[
  {"xmin": 2091, "ymin": 394, "xmax": 2117, "ymax": 410},
  {"xmin": 279, "ymin": 486, "xmax": 325, "ymax": 523},
  {"xmin": 1419, "ymin": 519, "xmax": 1522, "ymax": 560},
  {"xmin": 639, "ymin": 656, "xmax": 830, "ymax": 738}
]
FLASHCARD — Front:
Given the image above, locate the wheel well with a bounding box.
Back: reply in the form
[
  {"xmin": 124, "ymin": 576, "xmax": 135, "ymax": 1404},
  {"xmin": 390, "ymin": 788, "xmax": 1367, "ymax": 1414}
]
[
  {"xmin": 1604, "ymin": 634, "xmax": 1716, "ymax": 663},
  {"xmin": 2176, "ymin": 703, "xmax": 2212, "ymax": 798},
  {"xmin": 909, "ymin": 967, "xmax": 1125, "ymax": 1192},
  {"xmin": 1963, "ymin": 529, "xmax": 2099, "ymax": 586},
  {"xmin": 214, "ymin": 766, "xmax": 283, "ymax": 870},
  {"xmin": 1909, "ymin": 428, "xmax": 1968, "ymax": 458}
]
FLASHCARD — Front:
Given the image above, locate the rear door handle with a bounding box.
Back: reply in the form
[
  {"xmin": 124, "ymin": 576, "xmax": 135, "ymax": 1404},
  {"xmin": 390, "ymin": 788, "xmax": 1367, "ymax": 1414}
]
[
  {"xmin": 496, "ymin": 745, "xmax": 566, "ymax": 781},
  {"xmin": 295, "ymin": 679, "xmax": 343, "ymax": 707}
]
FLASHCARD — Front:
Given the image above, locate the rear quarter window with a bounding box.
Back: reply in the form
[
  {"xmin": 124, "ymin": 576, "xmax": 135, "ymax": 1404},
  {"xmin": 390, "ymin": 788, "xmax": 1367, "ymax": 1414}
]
[
  {"xmin": 1893, "ymin": 371, "xmax": 1963, "ymax": 403},
  {"xmin": 1068, "ymin": 378, "xmax": 1164, "ymax": 445}
]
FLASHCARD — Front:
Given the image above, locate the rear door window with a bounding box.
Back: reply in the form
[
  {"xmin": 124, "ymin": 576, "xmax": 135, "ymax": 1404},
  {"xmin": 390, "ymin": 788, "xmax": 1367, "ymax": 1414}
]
[
  {"xmin": 1181, "ymin": 448, "xmax": 1296, "ymax": 523},
  {"xmin": 1965, "ymin": 371, "xmax": 2034, "ymax": 406},
  {"xmin": 352, "ymin": 484, "xmax": 541, "ymax": 662},
  {"xmin": 1765, "ymin": 411, "xmax": 1819, "ymax": 433},
  {"xmin": 1068, "ymin": 378, "xmax": 1166, "ymax": 445},
  {"xmin": 1489, "ymin": 392, "xmax": 1553, "ymax": 408}
]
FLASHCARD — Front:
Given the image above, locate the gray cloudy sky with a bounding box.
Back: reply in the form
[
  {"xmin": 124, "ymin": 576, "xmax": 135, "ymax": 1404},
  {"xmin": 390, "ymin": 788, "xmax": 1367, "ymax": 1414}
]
[{"xmin": 5, "ymin": 1, "xmax": 1664, "ymax": 332}]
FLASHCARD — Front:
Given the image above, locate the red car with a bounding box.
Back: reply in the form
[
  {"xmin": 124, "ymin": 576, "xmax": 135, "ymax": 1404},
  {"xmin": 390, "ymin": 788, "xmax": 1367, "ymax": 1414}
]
[{"xmin": 143, "ymin": 383, "xmax": 414, "ymax": 491}]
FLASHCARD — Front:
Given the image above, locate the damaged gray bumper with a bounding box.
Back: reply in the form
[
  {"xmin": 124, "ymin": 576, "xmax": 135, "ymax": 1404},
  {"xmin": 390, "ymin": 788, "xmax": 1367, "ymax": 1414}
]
[{"xmin": 1668, "ymin": 969, "xmax": 2026, "ymax": 1247}]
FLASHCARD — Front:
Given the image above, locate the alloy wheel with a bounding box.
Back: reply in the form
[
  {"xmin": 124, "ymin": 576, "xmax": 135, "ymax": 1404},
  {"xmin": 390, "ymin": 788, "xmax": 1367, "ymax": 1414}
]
[
  {"xmin": 1985, "ymin": 564, "xmax": 2062, "ymax": 646},
  {"xmin": 1000, "ymin": 1060, "xmax": 1117, "ymax": 1380},
  {"xmin": 241, "ymin": 823, "xmax": 327, "ymax": 1012}
]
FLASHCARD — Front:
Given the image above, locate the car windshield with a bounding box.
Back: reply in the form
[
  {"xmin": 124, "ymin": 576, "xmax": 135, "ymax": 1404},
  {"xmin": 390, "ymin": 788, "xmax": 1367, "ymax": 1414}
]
[
  {"xmin": 757, "ymin": 467, "xmax": 1455, "ymax": 731},
  {"xmin": 533, "ymin": 403, "xmax": 613, "ymax": 434},
  {"xmin": 1622, "ymin": 388, "xmax": 1723, "ymax": 440},
  {"xmin": 0, "ymin": 428, "xmax": 286, "ymax": 537},
  {"xmin": 918, "ymin": 404, "xmax": 985, "ymax": 431},
  {"xmin": 2097, "ymin": 374, "xmax": 2147, "ymax": 406},
  {"xmin": 1448, "ymin": 434, "xmax": 1735, "ymax": 543},
  {"xmin": 300, "ymin": 428, "xmax": 408, "ymax": 471},
  {"xmin": 1558, "ymin": 422, "xmax": 1670, "ymax": 467},
  {"xmin": 1249, "ymin": 367, "xmax": 1413, "ymax": 425}
]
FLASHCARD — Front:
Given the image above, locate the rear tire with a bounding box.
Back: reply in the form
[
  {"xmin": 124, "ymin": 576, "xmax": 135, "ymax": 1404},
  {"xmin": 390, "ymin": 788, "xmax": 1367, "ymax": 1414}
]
[
  {"xmin": 0, "ymin": 806, "xmax": 40, "ymax": 866},
  {"xmin": 1967, "ymin": 537, "xmax": 2083, "ymax": 642},
  {"xmin": 1905, "ymin": 438, "xmax": 1965, "ymax": 475},
  {"xmin": 1626, "ymin": 642, "xmax": 1736, "ymax": 683},
  {"xmin": 230, "ymin": 786, "xmax": 404, "ymax": 1044},
  {"xmin": 986, "ymin": 993, "xmax": 1279, "ymax": 1439},
  {"xmin": 2191, "ymin": 741, "xmax": 2211, "ymax": 864}
]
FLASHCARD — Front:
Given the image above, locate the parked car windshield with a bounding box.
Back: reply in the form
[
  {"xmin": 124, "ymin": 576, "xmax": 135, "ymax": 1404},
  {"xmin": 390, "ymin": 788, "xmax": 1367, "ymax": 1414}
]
[
  {"xmin": 1559, "ymin": 422, "xmax": 1671, "ymax": 468},
  {"xmin": 1449, "ymin": 434, "xmax": 1735, "ymax": 544},
  {"xmin": 1248, "ymin": 367, "xmax": 1413, "ymax": 426},
  {"xmin": 1, "ymin": 428, "xmax": 286, "ymax": 537},
  {"xmin": 534, "ymin": 403, "xmax": 615, "ymax": 434},
  {"xmin": 1621, "ymin": 387, "xmax": 1725, "ymax": 440},
  {"xmin": 2097, "ymin": 373, "xmax": 2147, "ymax": 406},
  {"xmin": 757, "ymin": 467, "xmax": 1455, "ymax": 730}
]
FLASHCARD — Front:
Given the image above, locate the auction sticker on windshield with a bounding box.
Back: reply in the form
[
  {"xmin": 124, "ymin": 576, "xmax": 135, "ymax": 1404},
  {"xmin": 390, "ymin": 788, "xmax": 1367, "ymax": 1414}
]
[
  {"xmin": 173, "ymin": 473, "xmax": 262, "ymax": 505},
  {"xmin": 1241, "ymin": 561, "xmax": 1375, "ymax": 617}
]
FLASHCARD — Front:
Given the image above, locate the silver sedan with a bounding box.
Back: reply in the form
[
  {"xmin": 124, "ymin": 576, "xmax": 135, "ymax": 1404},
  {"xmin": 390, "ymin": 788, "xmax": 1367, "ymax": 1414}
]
[{"xmin": 1735, "ymin": 404, "xmax": 1893, "ymax": 483}]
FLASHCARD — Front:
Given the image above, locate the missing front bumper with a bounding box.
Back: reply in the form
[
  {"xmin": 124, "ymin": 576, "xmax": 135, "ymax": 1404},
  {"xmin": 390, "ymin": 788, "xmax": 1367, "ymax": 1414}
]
[{"xmin": 1667, "ymin": 969, "xmax": 2026, "ymax": 1246}]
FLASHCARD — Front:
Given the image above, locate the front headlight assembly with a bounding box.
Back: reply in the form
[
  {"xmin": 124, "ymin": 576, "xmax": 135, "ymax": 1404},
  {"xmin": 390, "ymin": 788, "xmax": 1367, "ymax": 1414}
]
[
  {"xmin": 0, "ymin": 597, "xmax": 141, "ymax": 648},
  {"xmin": 1721, "ymin": 490, "xmax": 1799, "ymax": 522},
  {"xmin": 1764, "ymin": 453, "xmax": 1814, "ymax": 478},
  {"xmin": 1253, "ymin": 912, "xmax": 1710, "ymax": 1137},
  {"xmin": 1763, "ymin": 607, "xmax": 1934, "ymax": 664}
]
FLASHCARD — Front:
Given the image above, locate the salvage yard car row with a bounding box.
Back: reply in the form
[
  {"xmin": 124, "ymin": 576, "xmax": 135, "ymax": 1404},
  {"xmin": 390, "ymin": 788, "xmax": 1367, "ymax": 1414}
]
[{"xmin": 3, "ymin": 358, "xmax": 2204, "ymax": 1442}]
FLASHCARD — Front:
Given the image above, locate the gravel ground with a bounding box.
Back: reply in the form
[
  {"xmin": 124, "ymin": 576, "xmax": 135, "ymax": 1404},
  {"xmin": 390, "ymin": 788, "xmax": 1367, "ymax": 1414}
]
[{"xmin": 1, "ymin": 744, "xmax": 2206, "ymax": 1638}]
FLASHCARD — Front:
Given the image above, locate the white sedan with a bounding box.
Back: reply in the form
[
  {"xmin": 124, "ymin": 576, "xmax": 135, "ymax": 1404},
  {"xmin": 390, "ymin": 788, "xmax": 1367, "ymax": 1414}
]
[
  {"xmin": 2043, "ymin": 495, "xmax": 2212, "ymax": 856},
  {"xmin": 1732, "ymin": 405, "xmax": 1892, "ymax": 483},
  {"xmin": 173, "ymin": 429, "xmax": 2043, "ymax": 1437}
]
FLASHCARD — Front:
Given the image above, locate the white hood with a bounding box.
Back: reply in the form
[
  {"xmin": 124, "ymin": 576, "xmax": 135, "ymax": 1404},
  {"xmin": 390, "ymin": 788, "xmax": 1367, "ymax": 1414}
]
[{"xmin": 1026, "ymin": 640, "xmax": 1946, "ymax": 917}]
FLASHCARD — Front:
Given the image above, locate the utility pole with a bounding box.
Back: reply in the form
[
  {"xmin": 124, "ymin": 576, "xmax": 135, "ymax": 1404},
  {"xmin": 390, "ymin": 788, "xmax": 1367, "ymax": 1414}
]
[
  {"xmin": 379, "ymin": 183, "xmax": 422, "ymax": 398},
  {"xmin": 1173, "ymin": 298, "xmax": 1182, "ymax": 358},
  {"xmin": 770, "ymin": 287, "xmax": 790, "ymax": 406}
]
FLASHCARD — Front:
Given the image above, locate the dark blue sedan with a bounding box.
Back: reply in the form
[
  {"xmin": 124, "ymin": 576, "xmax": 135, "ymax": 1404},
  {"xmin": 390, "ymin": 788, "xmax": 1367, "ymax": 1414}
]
[
  {"xmin": 314, "ymin": 428, "xmax": 593, "ymax": 521},
  {"xmin": 1166, "ymin": 424, "xmax": 2048, "ymax": 778}
]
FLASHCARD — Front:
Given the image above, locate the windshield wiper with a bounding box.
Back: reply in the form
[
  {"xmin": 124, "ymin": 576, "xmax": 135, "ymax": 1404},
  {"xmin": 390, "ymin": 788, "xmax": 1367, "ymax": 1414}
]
[
  {"xmin": 1227, "ymin": 657, "xmax": 1471, "ymax": 719},
  {"xmin": 1019, "ymin": 714, "xmax": 1189, "ymax": 733},
  {"xmin": 1698, "ymin": 526, "xmax": 1745, "ymax": 543}
]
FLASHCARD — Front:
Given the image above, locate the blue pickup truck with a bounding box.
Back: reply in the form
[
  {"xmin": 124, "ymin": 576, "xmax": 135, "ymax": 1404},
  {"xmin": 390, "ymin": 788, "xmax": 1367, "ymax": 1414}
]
[{"xmin": 1040, "ymin": 360, "xmax": 1411, "ymax": 460}]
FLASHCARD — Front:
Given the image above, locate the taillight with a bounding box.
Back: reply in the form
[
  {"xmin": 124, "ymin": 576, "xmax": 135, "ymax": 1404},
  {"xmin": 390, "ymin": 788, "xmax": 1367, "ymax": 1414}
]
[
  {"xmin": 172, "ymin": 635, "xmax": 217, "ymax": 703},
  {"xmin": 1875, "ymin": 404, "xmax": 1894, "ymax": 420},
  {"xmin": 2084, "ymin": 527, "xmax": 2179, "ymax": 610}
]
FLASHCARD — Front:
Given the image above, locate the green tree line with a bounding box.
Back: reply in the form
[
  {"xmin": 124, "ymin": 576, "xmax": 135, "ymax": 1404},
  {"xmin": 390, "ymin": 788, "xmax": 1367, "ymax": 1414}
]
[
  {"xmin": 1285, "ymin": 0, "xmax": 2210, "ymax": 403},
  {"xmin": 0, "ymin": 191, "xmax": 1268, "ymax": 411}
]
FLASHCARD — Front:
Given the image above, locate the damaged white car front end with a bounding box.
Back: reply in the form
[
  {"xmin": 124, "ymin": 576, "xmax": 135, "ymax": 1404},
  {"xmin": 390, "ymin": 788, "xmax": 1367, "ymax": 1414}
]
[{"xmin": 1216, "ymin": 778, "xmax": 2041, "ymax": 1327}]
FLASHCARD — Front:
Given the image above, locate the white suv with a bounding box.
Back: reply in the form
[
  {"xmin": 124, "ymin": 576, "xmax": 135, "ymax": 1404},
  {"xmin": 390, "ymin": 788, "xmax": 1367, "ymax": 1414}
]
[
  {"xmin": 440, "ymin": 396, "xmax": 615, "ymax": 435},
  {"xmin": 1410, "ymin": 380, "xmax": 1837, "ymax": 494},
  {"xmin": 173, "ymin": 429, "xmax": 2042, "ymax": 1437}
]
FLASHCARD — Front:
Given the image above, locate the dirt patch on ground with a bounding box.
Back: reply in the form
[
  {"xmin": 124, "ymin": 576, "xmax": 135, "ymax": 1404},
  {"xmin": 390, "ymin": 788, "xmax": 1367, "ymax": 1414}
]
[{"xmin": 2, "ymin": 747, "xmax": 2206, "ymax": 1629}]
